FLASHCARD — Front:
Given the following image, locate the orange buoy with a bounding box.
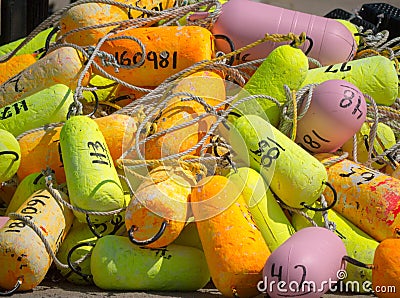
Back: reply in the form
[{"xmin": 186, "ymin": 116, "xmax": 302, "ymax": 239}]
[
  {"xmin": 143, "ymin": 71, "xmax": 226, "ymax": 160},
  {"xmin": 191, "ymin": 175, "xmax": 270, "ymax": 297},
  {"xmin": 0, "ymin": 189, "xmax": 73, "ymax": 291},
  {"xmin": 0, "ymin": 54, "xmax": 36, "ymax": 85},
  {"xmin": 95, "ymin": 26, "xmax": 215, "ymax": 86},
  {"xmin": 17, "ymin": 114, "xmax": 136, "ymax": 183},
  {"xmin": 372, "ymin": 239, "xmax": 400, "ymax": 297},
  {"xmin": 125, "ymin": 166, "xmax": 195, "ymax": 248},
  {"xmin": 59, "ymin": 0, "xmax": 175, "ymax": 46}
]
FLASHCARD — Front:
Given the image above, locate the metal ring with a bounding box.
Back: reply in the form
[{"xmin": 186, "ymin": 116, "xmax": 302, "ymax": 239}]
[
  {"xmin": 67, "ymin": 242, "xmax": 95, "ymax": 282},
  {"xmin": 110, "ymin": 95, "xmax": 131, "ymax": 104},
  {"xmin": 213, "ymin": 34, "xmax": 236, "ymax": 66},
  {"xmin": 32, "ymin": 173, "xmax": 45, "ymax": 185},
  {"xmin": 128, "ymin": 221, "xmax": 168, "ymax": 246},
  {"xmin": 43, "ymin": 26, "xmax": 60, "ymax": 56},
  {"xmin": 0, "ymin": 150, "xmax": 20, "ymax": 161},
  {"xmin": 85, "ymin": 214, "xmax": 103, "ymax": 239},
  {"xmin": 342, "ymin": 255, "xmax": 373, "ymax": 269},
  {"xmin": 66, "ymin": 103, "xmax": 75, "ymax": 120},
  {"xmin": 301, "ymin": 181, "xmax": 337, "ymax": 211},
  {"xmin": 0, "ymin": 278, "xmax": 22, "ymax": 296},
  {"xmin": 87, "ymin": 91, "xmax": 99, "ymax": 118},
  {"xmin": 290, "ymin": 36, "xmax": 314, "ymax": 55},
  {"xmin": 110, "ymin": 215, "xmax": 125, "ymax": 235}
]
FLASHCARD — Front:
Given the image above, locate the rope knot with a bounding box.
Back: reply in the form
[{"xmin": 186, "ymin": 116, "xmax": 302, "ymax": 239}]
[
  {"xmin": 290, "ymin": 32, "xmax": 307, "ymax": 48},
  {"xmin": 42, "ymin": 167, "xmax": 55, "ymax": 186},
  {"xmin": 87, "ymin": 46, "xmax": 120, "ymax": 72},
  {"xmin": 67, "ymin": 101, "xmax": 83, "ymax": 119}
]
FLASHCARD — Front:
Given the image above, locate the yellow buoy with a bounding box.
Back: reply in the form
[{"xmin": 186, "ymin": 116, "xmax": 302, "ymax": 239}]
[
  {"xmin": 0, "ymin": 84, "xmax": 73, "ymax": 137},
  {"xmin": 6, "ymin": 172, "xmax": 49, "ymax": 214},
  {"xmin": 60, "ymin": 116, "xmax": 125, "ymax": 223},
  {"xmin": 0, "ymin": 129, "xmax": 21, "ymax": 183},
  {"xmin": 0, "ymin": 189, "xmax": 73, "ymax": 291},
  {"xmin": 232, "ymin": 115, "xmax": 328, "ymax": 209}
]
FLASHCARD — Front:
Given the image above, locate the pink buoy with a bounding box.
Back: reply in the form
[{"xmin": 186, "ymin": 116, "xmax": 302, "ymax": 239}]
[
  {"xmin": 296, "ymin": 79, "xmax": 367, "ymax": 153},
  {"xmin": 261, "ymin": 227, "xmax": 347, "ymax": 298},
  {"xmin": 0, "ymin": 217, "xmax": 8, "ymax": 229},
  {"xmin": 199, "ymin": 0, "xmax": 356, "ymax": 66}
]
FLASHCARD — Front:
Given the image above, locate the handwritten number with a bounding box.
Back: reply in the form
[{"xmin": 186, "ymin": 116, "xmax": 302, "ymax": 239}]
[
  {"xmin": 132, "ymin": 52, "xmax": 143, "ymax": 65},
  {"xmin": 270, "ymin": 263, "xmax": 283, "ymax": 281},
  {"xmin": 147, "ymin": 51, "xmax": 158, "ymax": 69},
  {"xmin": 159, "ymin": 51, "xmax": 169, "ymax": 68},
  {"xmin": 340, "ymin": 89, "xmax": 354, "ymax": 108},
  {"xmin": 339, "ymin": 166, "xmax": 376, "ymax": 185},
  {"xmin": 340, "ymin": 62, "xmax": 351, "ymax": 71},
  {"xmin": 303, "ymin": 134, "xmax": 321, "ymax": 149},
  {"xmin": 87, "ymin": 141, "xmax": 111, "ymax": 166},
  {"xmin": 324, "ymin": 62, "xmax": 352, "ymax": 73},
  {"xmin": 250, "ymin": 137, "xmax": 285, "ymax": 168},
  {"xmin": 114, "ymin": 51, "xmax": 177, "ymax": 69}
]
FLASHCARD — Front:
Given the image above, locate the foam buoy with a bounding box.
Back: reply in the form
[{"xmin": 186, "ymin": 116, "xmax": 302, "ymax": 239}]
[
  {"xmin": 234, "ymin": 45, "xmax": 309, "ymax": 127},
  {"xmin": 0, "ymin": 27, "xmax": 55, "ymax": 56},
  {"xmin": 342, "ymin": 122, "xmax": 397, "ymax": 169},
  {"xmin": 143, "ymin": 71, "xmax": 225, "ymax": 159},
  {"xmin": 82, "ymin": 74, "xmax": 120, "ymax": 103},
  {"xmin": 172, "ymin": 221, "xmax": 203, "ymax": 251},
  {"xmin": 60, "ymin": 116, "xmax": 126, "ymax": 223},
  {"xmin": 227, "ymin": 167, "xmax": 295, "ymax": 251},
  {"xmin": 6, "ymin": 172, "xmax": 49, "ymax": 214},
  {"xmin": 301, "ymin": 55, "xmax": 399, "ymax": 106},
  {"xmin": 232, "ymin": 115, "xmax": 328, "ymax": 208},
  {"xmin": 17, "ymin": 113, "xmax": 136, "ymax": 183},
  {"xmin": 112, "ymin": 84, "xmax": 150, "ymax": 104},
  {"xmin": 296, "ymin": 79, "xmax": 367, "ymax": 153},
  {"xmin": 191, "ymin": 175, "xmax": 270, "ymax": 297},
  {"xmin": 91, "ymin": 235, "xmax": 210, "ymax": 291},
  {"xmin": 0, "ymin": 188, "xmax": 73, "ymax": 291},
  {"xmin": 59, "ymin": 0, "xmax": 175, "ymax": 46},
  {"xmin": 125, "ymin": 166, "xmax": 194, "ymax": 248},
  {"xmin": 262, "ymin": 227, "xmax": 347, "ymax": 298},
  {"xmin": 335, "ymin": 19, "xmax": 360, "ymax": 45},
  {"xmin": 207, "ymin": 0, "xmax": 356, "ymax": 66},
  {"xmin": 56, "ymin": 214, "xmax": 126, "ymax": 285},
  {"xmin": 95, "ymin": 26, "xmax": 215, "ymax": 86},
  {"xmin": 0, "ymin": 54, "xmax": 37, "ymax": 85},
  {"xmin": 292, "ymin": 207, "xmax": 378, "ymax": 292},
  {"xmin": 0, "ymin": 84, "xmax": 73, "ymax": 137},
  {"xmin": 0, "ymin": 46, "xmax": 89, "ymax": 108},
  {"xmin": 372, "ymin": 239, "xmax": 400, "ymax": 297},
  {"xmin": 0, "ymin": 129, "xmax": 20, "ymax": 183},
  {"xmin": 0, "ymin": 217, "xmax": 8, "ymax": 228},
  {"xmin": 316, "ymin": 153, "xmax": 400, "ymax": 241}
]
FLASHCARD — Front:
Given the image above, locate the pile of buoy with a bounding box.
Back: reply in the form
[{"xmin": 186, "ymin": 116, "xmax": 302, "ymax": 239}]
[{"xmin": 0, "ymin": 0, "xmax": 399, "ymax": 297}]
